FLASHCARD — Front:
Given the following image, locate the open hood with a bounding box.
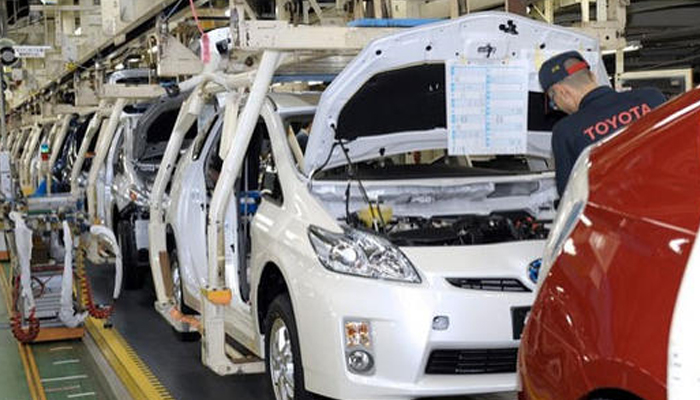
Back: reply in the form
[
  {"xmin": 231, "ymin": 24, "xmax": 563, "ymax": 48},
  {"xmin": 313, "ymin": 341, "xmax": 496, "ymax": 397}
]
[{"xmin": 304, "ymin": 12, "xmax": 608, "ymax": 175}]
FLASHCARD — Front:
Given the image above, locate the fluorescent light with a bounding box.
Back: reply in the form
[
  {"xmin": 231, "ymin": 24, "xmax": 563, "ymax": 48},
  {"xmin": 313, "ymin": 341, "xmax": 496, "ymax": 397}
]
[{"xmin": 602, "ymin": 44, "xmax": 641, "ymax": 56}]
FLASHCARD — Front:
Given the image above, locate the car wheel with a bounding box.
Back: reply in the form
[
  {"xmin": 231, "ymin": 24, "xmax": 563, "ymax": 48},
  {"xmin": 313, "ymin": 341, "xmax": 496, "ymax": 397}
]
[
  {"xmin": 117, "ymin": 218, "xmax": 145, "ymax": 290},
  {"xmin": 169, "ymin": 247, "xmax": 200, "ymax": 341},
  {"xmin": 265, "ymin": 294, "xmax": 311, "ymax": 400}
]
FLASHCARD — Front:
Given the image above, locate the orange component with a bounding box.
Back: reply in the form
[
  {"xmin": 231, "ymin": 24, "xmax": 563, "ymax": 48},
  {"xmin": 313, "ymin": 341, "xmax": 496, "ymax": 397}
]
[
  {"xmin": 80, "ymin": 276, "xmax": 115, "ymax": 319},
  {"xmin": 11, "ymin": 276, "xmax": 40, "ymax": 343},
  {"xmin": 169, "ymin": 307, "xmax": 202, "ymax": 332},
  {"xmin": 76, "ymin": 244, "xmax": 115, "ymax": 320},
  {"xmin": 203, "ymin": 288, "xmax": 232, "ymax": 305}
]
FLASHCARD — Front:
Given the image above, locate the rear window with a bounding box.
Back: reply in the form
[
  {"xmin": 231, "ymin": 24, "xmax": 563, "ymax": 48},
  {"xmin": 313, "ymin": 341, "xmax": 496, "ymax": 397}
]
[{"xmin": 335, "ymin": 63, "xmax": 564, "ymax": 140}]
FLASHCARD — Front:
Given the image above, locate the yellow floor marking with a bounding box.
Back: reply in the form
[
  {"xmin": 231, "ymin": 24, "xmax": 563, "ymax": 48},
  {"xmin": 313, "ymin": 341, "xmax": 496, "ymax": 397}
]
[
  {"xmin": 86, "ymin": 317, "xmax": 175, "ymax": 400},
  {"xmin": 0, "ymin": 263, "xmax": 47, "ymax": 400}
]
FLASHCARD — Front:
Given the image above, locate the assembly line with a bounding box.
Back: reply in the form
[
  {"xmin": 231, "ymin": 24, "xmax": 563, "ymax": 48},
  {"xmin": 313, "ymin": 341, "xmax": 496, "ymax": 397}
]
[{"xmin": 0, "ymin": 1, "xmax": 699, "ymax": 400}]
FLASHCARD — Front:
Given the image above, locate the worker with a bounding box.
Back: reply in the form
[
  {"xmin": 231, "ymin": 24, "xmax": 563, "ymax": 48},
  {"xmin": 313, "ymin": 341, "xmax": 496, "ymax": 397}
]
[
  {"xmin": 538, "ymin": 51, "xmax": 666, "ymax": 195},
  {"xmin": 295, "ymin": 121, "xmax": 312, "ymax": 153}
]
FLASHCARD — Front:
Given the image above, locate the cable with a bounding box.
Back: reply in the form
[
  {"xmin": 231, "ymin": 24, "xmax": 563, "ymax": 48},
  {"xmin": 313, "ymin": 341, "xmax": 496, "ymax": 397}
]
[
  {"xmin": 76, "ymin": 240, "xmax": 115, "ymax": 320},
  {"xmin": 189, "ymin": 0, "xmax": 210, "ymax": 63},
  {"xmin": 308, "ymin": 140, "xmax": 341, "ymax": 184},
  {"xmin": 189, "ymin": 0, "xmax": 205, "ymax": 35},
  {"xmin": 337, "ymin": 140, "xmax": 387, "ymax": 230},
  {"xmin": 11, "ymin": 275, "xmax": 40, "ymax": 343},
  {"xmin": 344, "ymin": 181, "xmax": 351, "ymax": 223},
  {"xmin": 163, "ymin": 0, "xmax": 185, "ymax": 21}
]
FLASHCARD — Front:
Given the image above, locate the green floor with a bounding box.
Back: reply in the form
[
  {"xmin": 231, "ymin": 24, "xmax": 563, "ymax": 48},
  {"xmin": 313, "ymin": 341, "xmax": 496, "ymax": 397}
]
[
  {"xmin": 32, "ymin": 340, "xmax": 117, "ymax": 400},
  {"xmin": 0, "ymin": 274, "xmax": 32, "ymax": 400},
  {"xmin": 1, "ymin": 262, "xmax": 118, "ymax": 400}
]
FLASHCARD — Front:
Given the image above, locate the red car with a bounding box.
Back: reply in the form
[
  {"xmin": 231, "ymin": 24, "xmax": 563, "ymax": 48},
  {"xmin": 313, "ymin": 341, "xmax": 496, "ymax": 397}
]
[{"xmin": 518, "ymin": 88, "xmax": 700, "ymax": 400}]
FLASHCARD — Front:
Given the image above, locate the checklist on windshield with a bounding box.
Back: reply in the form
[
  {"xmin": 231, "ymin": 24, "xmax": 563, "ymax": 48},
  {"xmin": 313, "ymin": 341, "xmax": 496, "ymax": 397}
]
[{"xmin": 446, "ymin": 60, "xmax": 529, "ymax": 156}]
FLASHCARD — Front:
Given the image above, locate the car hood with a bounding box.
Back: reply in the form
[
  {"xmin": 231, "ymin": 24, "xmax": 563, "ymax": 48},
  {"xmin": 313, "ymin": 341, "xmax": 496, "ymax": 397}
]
[{"xmin": 304, "ymin": 11, "xmax": 608, "ymax": 175}]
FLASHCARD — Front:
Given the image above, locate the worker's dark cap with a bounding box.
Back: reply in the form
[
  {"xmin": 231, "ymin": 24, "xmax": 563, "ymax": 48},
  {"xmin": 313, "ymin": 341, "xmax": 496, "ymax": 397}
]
[{"xmin": 538, "ymin": 51, "xmax": 590, "ymax": 92}]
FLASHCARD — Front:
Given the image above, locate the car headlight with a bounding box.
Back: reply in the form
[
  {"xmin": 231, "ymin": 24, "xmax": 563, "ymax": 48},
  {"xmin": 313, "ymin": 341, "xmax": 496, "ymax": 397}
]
[
  {"xmin": 308, "ymin": 225, "xmax": 421, "ymax": 283},
  {"xmin": 539, "ymin": 146, "xmax": 592, "ymax": 289}
]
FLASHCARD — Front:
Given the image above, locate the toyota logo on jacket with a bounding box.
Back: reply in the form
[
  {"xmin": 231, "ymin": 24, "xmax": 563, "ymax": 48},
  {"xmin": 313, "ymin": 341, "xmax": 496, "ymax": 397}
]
[{"xmin": 552, "ymin": 86, "xmax": 666, "ymax": 195}]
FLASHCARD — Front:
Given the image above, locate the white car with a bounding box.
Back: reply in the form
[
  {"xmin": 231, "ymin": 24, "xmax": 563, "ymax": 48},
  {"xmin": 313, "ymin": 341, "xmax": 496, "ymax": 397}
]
[
  {"xmin": 162, "ymin": 12, "xmax": 606, "ymax": 400},
  {"xmin": 108, "ymin": 93, "xmax": 199, "ymax": 289}
]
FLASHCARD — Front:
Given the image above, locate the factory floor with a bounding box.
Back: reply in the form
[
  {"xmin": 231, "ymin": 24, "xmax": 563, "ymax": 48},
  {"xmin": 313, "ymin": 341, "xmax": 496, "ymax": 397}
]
[
  {"xmin": 0, "ymin": 262, "xmax": 121, "ymax": 400},
  {"xmin": 0, "ymin": 259, "xmax": 517, "ymax": 400},
  {"xmin": 95, "ymin": 266, "xmax": 517, "ymax": 400}
]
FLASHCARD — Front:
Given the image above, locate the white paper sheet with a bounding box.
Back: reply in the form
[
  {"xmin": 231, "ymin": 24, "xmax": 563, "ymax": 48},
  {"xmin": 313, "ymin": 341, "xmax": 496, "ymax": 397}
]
[{"xmin": 446, "ymin": 60, "xmax": 529, "ymax": 156}]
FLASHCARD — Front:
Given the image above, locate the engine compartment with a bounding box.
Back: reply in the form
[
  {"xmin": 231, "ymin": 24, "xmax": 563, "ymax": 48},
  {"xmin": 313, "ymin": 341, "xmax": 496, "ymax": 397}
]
[{"xmin": 347, "ymin": 211, "xmax": 549, "ymax": 246}]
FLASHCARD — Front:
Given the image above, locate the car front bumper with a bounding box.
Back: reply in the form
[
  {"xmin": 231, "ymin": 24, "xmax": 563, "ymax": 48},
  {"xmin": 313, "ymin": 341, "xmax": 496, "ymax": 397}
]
[{"xmin": 293, "ymin": 259, "xmax": 535, "ymax": 400}]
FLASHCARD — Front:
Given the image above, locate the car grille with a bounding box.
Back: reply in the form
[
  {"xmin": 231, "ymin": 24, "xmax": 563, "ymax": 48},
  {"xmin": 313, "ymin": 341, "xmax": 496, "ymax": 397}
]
[
  {"xmin": 425, "ymin": 348, "xmax": 518, "ymax": 374},
  {"xmin": 445, "ymin": 277, "xmax": 531, "ymax": 292}
]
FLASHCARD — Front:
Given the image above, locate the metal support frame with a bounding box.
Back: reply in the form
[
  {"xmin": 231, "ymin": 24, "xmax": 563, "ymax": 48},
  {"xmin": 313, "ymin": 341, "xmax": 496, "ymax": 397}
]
[
  {"xmin": 202, "ymin": 50, "xmax": 280, "ymax": 376},
  {"xmin": 70, "ymin": 100, "xmax": 112, "ymax": 199},
  {"xmin": 237, "ymin": 20, "xmax": 396, "ymax": 51},
  {"xmin": 19, "ymin": 120, "xmax": 57, "ymax": 193},
  {"xmin": 615, "ymin": 48, "xmax": 625, "ymax": 90},
  {"xmin": 46, "ymin": 114, "xmax": 73, "ymax": 194},
  {"xmin": 619, "ymin": 68, "xmax": 695, "ymax": 93},
  {"xmin": 148, "ymin": 83, "xmax": 207, "ymax": 307},
  {"xmin": 99, "ymin": 84, "xmax": 167, "ymax": 99},
  {"xmin": 581, "ymin": 0, "xmax": 590, "ymax": 22},
  {"xmin": 11, "ymin": 125, "xmax": 33, "ymax": 160},
  {"xmin": 148, "ymin": 72, "xmax": 255, "ymax": 314},
  {"xmin": 53, "ymin": 105, "xmax": 99, "ymax": 115},
  {"xmin": 155, "ymin": 34, "xmax": 204, "ymax": 77},
  {"xmin": 86, "ymin": 98, "xmax": 126, "ymax": 224}
]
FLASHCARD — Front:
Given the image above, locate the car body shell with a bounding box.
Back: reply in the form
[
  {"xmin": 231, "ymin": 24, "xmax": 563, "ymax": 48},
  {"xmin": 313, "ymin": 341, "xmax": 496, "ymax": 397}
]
[
  {"xmin": 167, "ymin": 12, "xmax": 609, "ymax": 400},
  {"xmin": 169, "ymin": 92, "xmax": 548, "ymax": 398}
]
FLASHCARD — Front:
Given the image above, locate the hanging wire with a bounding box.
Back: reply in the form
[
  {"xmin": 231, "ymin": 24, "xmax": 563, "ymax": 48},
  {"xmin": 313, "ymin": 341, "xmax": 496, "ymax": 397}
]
[
  {"xmin": 189, "ymin": 0, "xmax": 206, "ymax": 35},
  {"xmin": 163, "ymin": 0, "xmax": 186, "ymax": 21}
]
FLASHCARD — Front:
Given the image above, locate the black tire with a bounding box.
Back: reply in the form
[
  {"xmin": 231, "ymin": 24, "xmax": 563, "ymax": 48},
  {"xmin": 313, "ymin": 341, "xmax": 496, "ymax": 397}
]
[
  {"xmin": 169, "ymin": 248, "xmax": 196, "ymax": 314},
  {"xmin": 169, "ymin": 247, "xmax": 200, "ymax": 342},
  {"xmin": 117, "ymin": 218, "xmax": 146, "ymax": 290},
  {"xmin": 265, "ymin": 294, "xmax": 312, "ymax": 400}
]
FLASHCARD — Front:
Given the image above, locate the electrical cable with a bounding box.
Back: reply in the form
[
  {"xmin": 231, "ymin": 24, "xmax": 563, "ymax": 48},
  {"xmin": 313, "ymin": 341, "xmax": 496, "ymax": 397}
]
[
  {"xmin": 11, "ymin": 275, "xmax": 40, "ymax": 343},
  {"xmin": 337, "ymin": 140, "xmax": 387, "ymax": 230},
  {"xmin": 308, "ymin": 141, "xmax": 341, "ymax": 183},
  {"xmin": 76, "ymin": 240, "xmax": 115, "ymax": 320}
]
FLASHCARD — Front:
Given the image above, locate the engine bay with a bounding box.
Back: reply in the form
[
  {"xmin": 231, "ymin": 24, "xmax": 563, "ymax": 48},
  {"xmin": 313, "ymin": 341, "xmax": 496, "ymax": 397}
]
[{"xmin": 346, "ymin": 210, "xmax": 549, "ymax": 246}]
